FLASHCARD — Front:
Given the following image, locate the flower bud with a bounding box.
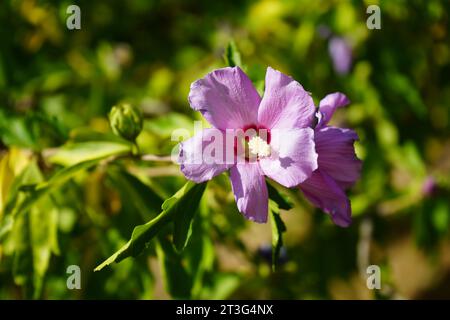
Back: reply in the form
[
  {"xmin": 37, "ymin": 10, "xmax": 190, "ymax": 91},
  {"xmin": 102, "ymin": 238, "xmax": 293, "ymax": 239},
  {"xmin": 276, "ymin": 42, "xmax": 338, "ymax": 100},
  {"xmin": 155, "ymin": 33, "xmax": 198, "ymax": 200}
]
[
  {"xmin": 108, "ymin": 103, "xmax": 143, "ymax": 141},
  {"xmin": 422, "ymin": 176, "xmax": 437, "ymax": 197}
]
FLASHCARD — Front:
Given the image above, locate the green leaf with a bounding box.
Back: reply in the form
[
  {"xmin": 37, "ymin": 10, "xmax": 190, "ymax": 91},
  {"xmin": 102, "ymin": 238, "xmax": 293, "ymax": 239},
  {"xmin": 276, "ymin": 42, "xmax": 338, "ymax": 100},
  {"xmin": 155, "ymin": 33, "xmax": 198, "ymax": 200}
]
[
  {"xmin": 198, "ymin": 273, "xmax": 240, "ymax": 300},
  {"xmin": 0, "ymin": 159, "xmax": 43, "ymax": 240},
  {"xmin": 42, "ymin": 158, "xmax": 100, "ymax": 189},
  {"xmin": 170, "ymin": 180, "xmax": 208, "ymax": 252},
  {"xmin": 224, "ymin": 40, "xmax": 243, "ymax": 68},
  {"xmin": 0, "ymin": 158, "xmax": 102, "ymax": 241},
  {"xmin": 0, "ymin": 153, "xmax": 14, "ymax": 218},
  {"xmin": 186, "ymin": 195, "xmax": 215, "ymax": 297},
  {"xmin": 94, "ymin": 181, "xmax": 207, "ymax": 271},
  {"xmin": 157, "ymin": 196, "xmax": 215, "ymax": 299},
  {"xmin": 432, "ymin": 200, "xmax": 449, "ymax": 236},
  {"xmin": 156, "ymin": 236, "xmax": 192, "ymax": 299},
  {"xmin": 173, "ymin": 209, "xmax": 196, "ymax": 252},
  {"xmin": 0, "ymin": 111, "xmax": 36, "ymax": 149},
  {"xmin": 3, "ymin": 159, "xmax": 59, "ymax": 298},
  {"xmin": 107, "ymin": 166, "xmax": 164, "ymax": 221},
  {"xmin": 0, "ymin": 111, "xmax": 68, "ymax": 150},
  {"xmin": 11, "ymin": 210, "xmax": 33, "ymax": 297},
  {"xmin": 7, "ymin": 200, "xmax": 59, "ymax": 299},
  {"xmin": 402, "ymin": 142, "xmax": 426, "ymax": 177},
  {"xmin": 269, "ymin": 199, "xmax": 286, "ymax": 271},
  {"xmin": 48, "ymin": 141, "xmax": 132, "ymax": 166},
  {"xmin": 16, "ymin": 159, "xmax": 99, "ymax": 212},
  {"xmin": 388, "ymin": 73, "xmax": 426, "ymax": 118},
  {"xmin": 67, "ymin": 128, "xmax": 126, "ymax": 143},
  {"xmin": 172, "ymin": 185, "xmax": 206, "ymax": 252},
  {"xmin": 29, "ymin": 202, "xmax": 60, "ymax": 298},
  {"xmin": 267, "ymin": 181, "xmax": 293, "ymax": 210},
  {"xmin": 144, "ymin": 113, "xmax": 193, "ymax": 138}
]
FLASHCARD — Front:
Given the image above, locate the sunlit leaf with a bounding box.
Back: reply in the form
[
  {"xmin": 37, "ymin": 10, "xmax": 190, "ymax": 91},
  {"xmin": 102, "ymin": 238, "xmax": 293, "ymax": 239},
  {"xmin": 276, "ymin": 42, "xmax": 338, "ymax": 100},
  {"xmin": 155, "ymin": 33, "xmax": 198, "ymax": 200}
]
[
  {"xmin": 267, "ymin": 181, "xmax": 293, "ymax": 210},
  {"xmin": 173, "ymin": 212, "xmax": 196, "ymax": 252},
  {"xmin": 3, "ymin": 158, "xmax": 58, "ymax": 298},
  {"xmin": 0, "ymin": 111, "xmax": 68, "ymax": 150},
  {"xmin": 144, "ymin": 113, "xmax": 193, "ymax": 138},
  {"xmin": 0, "ymin": 158, "xmax": 105, "ymax": 241},
  {"xmin": 269, "ymin": 199, "xmax": 286, "ymax": 271},
  {"xmin": 11, "ymin": 210, "xmax": 33, "ymax": 297},
  {"xmin": 186, "ymin": 195, "xmax": 215, "ymax": 297},
  {"xmin": 29, "ymin": 202, "xmax": 60, "ymax": 298},
  {"xmin": 224, "ymin": 40, "xmax": 243, "ymax": 68},
  {"xmin": 94, "ymin": 181, "xmax": 207, "ymax": 271},
  {"xmin": 156, "ymin": 236, "xmax": 192, "ymax": 299},
  {"xmin": 432, "ymin": 199, "xmax": 449, "ymax": 236},
  {"xmin": 48, "ymin": 141, "xmax": 132, "ymax": 166}
]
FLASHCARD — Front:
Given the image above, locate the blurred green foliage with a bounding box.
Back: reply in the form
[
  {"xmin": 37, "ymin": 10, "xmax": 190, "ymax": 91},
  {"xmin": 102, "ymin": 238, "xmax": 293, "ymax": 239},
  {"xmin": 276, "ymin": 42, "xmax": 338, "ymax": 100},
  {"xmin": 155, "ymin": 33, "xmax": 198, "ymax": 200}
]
[{"xmin": 1, "ymin": 0, "xmax": 450, "ymax": 299}]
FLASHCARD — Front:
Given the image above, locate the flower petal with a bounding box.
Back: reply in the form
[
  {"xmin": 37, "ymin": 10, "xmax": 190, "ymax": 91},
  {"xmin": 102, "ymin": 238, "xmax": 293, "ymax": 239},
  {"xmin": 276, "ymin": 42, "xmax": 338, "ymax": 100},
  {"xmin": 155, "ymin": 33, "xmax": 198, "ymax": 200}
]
[
  {"xmin": 229, "ymin": 163, "xmax": 268, "ymax": 223},
  {"xmin": 178, "ymin": 128, "xmax": 234, "ymax": 183},
  {"xmin": 188, "ymin": 67, "xmax": 261, "ymax": 130},
  {"xmin": 257, "ymin": 67, "xmax": 315, "ymax": 130},
  {"xmin": 259, "ymin": 128, "xmax": 318, "ymax": 188},
  {"xmin": 317, "ymin": 92, "xmax": 350, "ymax": 128},
  {"xmin": 300, "ymin": 170, "xmax": 352, "ymax": 227},
  {"xmin": 315, "ymin": 126, "xmax": 362, "ymax": 189}
]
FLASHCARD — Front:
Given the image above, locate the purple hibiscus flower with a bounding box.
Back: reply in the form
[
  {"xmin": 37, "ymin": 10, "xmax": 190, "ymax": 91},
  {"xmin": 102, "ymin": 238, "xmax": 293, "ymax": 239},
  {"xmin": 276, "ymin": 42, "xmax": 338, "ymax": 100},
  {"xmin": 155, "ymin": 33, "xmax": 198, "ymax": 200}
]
[
  {"xmin": 328, "ymin": 36, "xmax": 353, "ymax": 75},
  {"xmin": 299, "ymin": 93, "xmax": 362, "ymax": 227},
  {"xmin": 178, "ymin": 66, "xmax": 318, "ymax": 223},
  {"xmin": 422, "ymin": 176, "xmax": 437, "ymax": 197}
]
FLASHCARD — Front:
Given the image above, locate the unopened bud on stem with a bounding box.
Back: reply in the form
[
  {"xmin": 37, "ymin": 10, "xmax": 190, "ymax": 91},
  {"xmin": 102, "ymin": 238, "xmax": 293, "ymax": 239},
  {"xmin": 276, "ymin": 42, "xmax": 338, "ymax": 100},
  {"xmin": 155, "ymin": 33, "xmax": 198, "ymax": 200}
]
[{"xmin": 108, "ymin": 103, "xmax": 143, "ymax": 142}]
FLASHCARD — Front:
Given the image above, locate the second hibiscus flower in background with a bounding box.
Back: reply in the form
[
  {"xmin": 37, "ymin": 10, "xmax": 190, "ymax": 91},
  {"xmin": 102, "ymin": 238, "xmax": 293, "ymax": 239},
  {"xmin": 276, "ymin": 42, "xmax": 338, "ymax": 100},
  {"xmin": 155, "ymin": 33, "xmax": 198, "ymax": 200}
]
[{"xmin": 299, "ymin": 93, "xmax": 362, "ymax": 227}]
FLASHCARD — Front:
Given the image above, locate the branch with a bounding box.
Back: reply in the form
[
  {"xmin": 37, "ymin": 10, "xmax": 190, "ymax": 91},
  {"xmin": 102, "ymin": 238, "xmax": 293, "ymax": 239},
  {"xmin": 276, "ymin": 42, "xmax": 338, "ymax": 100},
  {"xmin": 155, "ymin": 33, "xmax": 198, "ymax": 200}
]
[{"xmin": 141, "ymin": 154, "xmax": 173, "ymax": 162}]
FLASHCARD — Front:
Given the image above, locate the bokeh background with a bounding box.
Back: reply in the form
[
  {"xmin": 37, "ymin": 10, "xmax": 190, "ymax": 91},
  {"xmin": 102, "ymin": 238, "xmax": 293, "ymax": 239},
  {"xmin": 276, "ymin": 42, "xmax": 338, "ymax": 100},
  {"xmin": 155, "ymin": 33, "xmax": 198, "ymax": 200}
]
[{"xmin": 1, "ymin": 0, "xmax": 450, "ymax": 299}]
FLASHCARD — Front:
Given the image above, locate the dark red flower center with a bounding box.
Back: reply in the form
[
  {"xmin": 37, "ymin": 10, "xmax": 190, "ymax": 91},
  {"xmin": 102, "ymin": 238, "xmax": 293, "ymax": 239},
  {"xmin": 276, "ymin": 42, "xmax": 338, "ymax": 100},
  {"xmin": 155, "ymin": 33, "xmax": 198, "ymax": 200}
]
[{"xmin": 234, "ymin": 124, "xmax": 271, "ymax": 162}]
